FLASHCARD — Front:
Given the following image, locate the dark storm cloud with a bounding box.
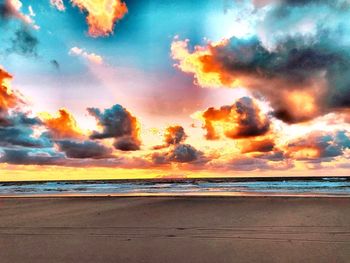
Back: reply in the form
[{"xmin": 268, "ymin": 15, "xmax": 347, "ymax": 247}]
[
  {"xmin": 201, "ymin": 35, "xmax": 349, "ymax": 123},
  {"xmin": 211, "ymin": 36, "xmax": 341, "ymax": 83},
  {"xmin": 57, "ymin": 140, "xmax": 112, "ymax": 159},
  {"xmin": 88, "ymin": 104, "xmax": 141, "ymax": 151},
  {"xmin": 173, "ymin": 0, "xmax": 350, "ymax": 123}
]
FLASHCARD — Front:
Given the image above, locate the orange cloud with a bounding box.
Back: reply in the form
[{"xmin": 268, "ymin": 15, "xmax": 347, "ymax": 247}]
[
  {"xmin": 0, "ymin": 67, "xmax": 22, "ymax": 113},
  {"xmin": 240, "ymin": 138, "xmax": 275, "ymax": 154},
  {"xmin": 41, "ymin": 108, "xmax": 84, "ymax": 139},
  {"xmin": 171, "ymin": 37, "xmax": 327, "ymax": 124},
  {"xmin": 200, "ymin": 97, "xmax": 270, "ymax": 140},
  {"xmin": 164, "ymin": 125, "xmax": 187, "ymax": 145},
  {"xmin": 0, "ymin": 67, "xmax": 12, "ymax": 82},
  {"xmin": 71, "ymin": 0, "xmax": 128, "ymax": 37},
  {"xmin": 153, "ymin": 125, "xmax": 187, "ymax": 150},
  {"xmin": 274, "ymin": 89, "xmax": 321, "ymax": 124},
  {"xmin": 171, "ymin": 39, "xmax": 234, "ymax": 88}
]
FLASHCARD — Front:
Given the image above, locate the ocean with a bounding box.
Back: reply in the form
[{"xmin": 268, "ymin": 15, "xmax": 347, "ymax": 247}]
[{"xmin": 1, "ymin": 177, "xmax": 350, "ymax": 197}]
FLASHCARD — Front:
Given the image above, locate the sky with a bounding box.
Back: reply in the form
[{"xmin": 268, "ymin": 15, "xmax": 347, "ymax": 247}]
[{"xmin": 1, "ymin": 0, "xmax": 350, "ymax": 181}]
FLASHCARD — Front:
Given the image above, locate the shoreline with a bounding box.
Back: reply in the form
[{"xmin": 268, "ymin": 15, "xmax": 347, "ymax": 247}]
[
  {"xmin": 1, "ymin": 175, "xmax": 350, "ymax": 184},
  {"xmin": 1, "ymin": 192, "xmax": 350, "ymax": 198},
  {"xmin": 2, "ymin": 177, "xmax": 350, "ymax": 198}
]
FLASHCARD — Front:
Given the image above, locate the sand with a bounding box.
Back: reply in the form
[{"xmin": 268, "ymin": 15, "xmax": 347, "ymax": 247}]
[{"xmin": 0, "ymin": 196, "xmax": 350, "ymax": 263}]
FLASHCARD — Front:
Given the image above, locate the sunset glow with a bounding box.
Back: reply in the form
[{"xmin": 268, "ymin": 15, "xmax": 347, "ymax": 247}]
[{"xmin": 1, "ymin": 0, "xmax": 350, "ymax": 181}]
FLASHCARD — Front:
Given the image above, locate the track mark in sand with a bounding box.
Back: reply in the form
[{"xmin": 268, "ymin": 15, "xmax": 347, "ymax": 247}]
[{"xmin": 0, "ymin": 225, "xmax": 350, "ymax": 244}]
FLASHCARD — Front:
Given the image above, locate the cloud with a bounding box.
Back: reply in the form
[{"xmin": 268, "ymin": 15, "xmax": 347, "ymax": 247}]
[
  {"xmin": 28, "ymin": 5, "xmax": 35, "ymax": 17},
  {"xmin": 69, "ymin": 0, "xmax": 127, "ymax": 37},
  {"xmin": 209, "ymin": 153, "xmax": 293, "ymax": 171},
  {"xmin": 50, "ymin": 59, "xmax": 60, "ymax": 70},
  {"xmin": 0, "ymin": 67, "xmax": 134, "ymax": 166},
  {"xmin": 225, "ymin": 156, "xmax": 270, "ymax": 171},
  {"xmin": 0, "ymin": 67, "xmax": 12, "ymax": 82},
  {"xmin": 50, "ymin": 0, "xmax": 65, "ymax": 11},
  {"xmin": 0, "ymin": 114, "xmax": 52, "ymax": 148},
  {"xmin": 171, "ymin": 0, "xmax": 350, "ymax": 123},
  {"xmin": 0, "ymin": 148, "xmax": 63, "ymax": 165},
  {"xmin": 0, "ymin": 1, "xmax": 39, "ymax": 57},
  {"xmin": 164, "ymin": 125, "xmax": 187, "ymax": 145},
  {"xmin": 69, "ymin": 47, "xmax": 103, "ymax": 64},
  {"xmin": 0, "ymin": 66, "xmax": 26, "ymax": 126},
  {"xmin": 88, "ymin": 104, "xmax": 141, "ymax": 151},
  {"xmin": 0, "ymin": 67, "xmax": 149, "ymax": 167},
  {"xmin": 200, "ymin": 97, "xmax": 270, "ymax": 140},
  {"xmin": 57, "ymin": 140, "xmax": 112, "ymax": 159},
  {"xmin": 151, "ymin": 152, "xmax": 169, "ymax": 165},
  {"xmin": 240, "ymin": 138, "xmax": 275, "ymax": 153},
  {"xmin": 41, "ymin": 108, "xmax": 83, "ymax": 140},
  {"xmin": 0, "ymin": 67, "xmax": 52, "ymax": 148},
  {"xmin": 0, "ymin": 126, "xmax": 51, "ymax": 148},
  {"xmin": 0, "ymin": 67, "xmax": 169, "ymax": 167},
  {"xmin": 168, "ymin": 144, "xmax": 201, "ymax": 163},
  {"xmin": 152, "ymin": 144, "xmax": 203, "ymax": 164},
  {"xmin": 286, "ymin": 130, "xmax": 350, "ymax": 161},
  {"xmin": 8, "ymin": 27, "xmax": 38, "ymax": 57},
  {"xmin": 252, "ymin": 150, "xmax": 285, "ymax": 161},
  {"xmin": 0, "ymin": 0, "xmax": 39, "ymax": 29},
  {"xmin": 113, "ymin": 136, "xmax": 141, "ymax": 151},
  {"xmin": 154, "ymin": 125, "xmax": 187, "ymax": 149},
  {"xmin": 171, "ymin": 37, "xmax": 326, "ymax": 123},
  {"xmin": 0, "ymin": 1, "xmax": 12, "ymax": 20},
  {"xmin": 0, "ymin": 67, "xmax": 20, "ymax": 114}
]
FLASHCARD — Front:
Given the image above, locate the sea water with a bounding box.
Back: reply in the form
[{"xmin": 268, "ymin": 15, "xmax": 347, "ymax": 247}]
[{"xmin": 1, "ymin": 177, "xmax": 350, "ymax": 196}]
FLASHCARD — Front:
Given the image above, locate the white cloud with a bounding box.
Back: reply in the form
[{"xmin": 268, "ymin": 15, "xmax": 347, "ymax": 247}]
[{"xmin": 69, "ymin": 47, "xmax": 104, "ymax": 65}]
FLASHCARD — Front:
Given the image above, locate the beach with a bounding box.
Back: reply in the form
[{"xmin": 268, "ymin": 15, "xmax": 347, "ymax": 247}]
[{"xmin": 0, "ymin": 196, "xmax": 350, "ymax": 263}]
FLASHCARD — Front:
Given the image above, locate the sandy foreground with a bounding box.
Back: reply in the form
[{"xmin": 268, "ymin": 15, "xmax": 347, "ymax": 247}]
[{"xmin": 0, "ymin": 197, "xmax": 350, "ymax": 263}]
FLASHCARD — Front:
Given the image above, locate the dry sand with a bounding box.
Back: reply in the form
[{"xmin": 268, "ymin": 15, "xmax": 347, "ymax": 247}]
[{"xmin": 0, "ymin": 197, "xmax": 350, "ymax": 263}]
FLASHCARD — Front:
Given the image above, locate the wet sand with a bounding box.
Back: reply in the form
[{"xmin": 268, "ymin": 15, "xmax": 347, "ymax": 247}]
[{"xmin": 0, "ymin": 197, "xmax": 350, "ymax": 263}]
